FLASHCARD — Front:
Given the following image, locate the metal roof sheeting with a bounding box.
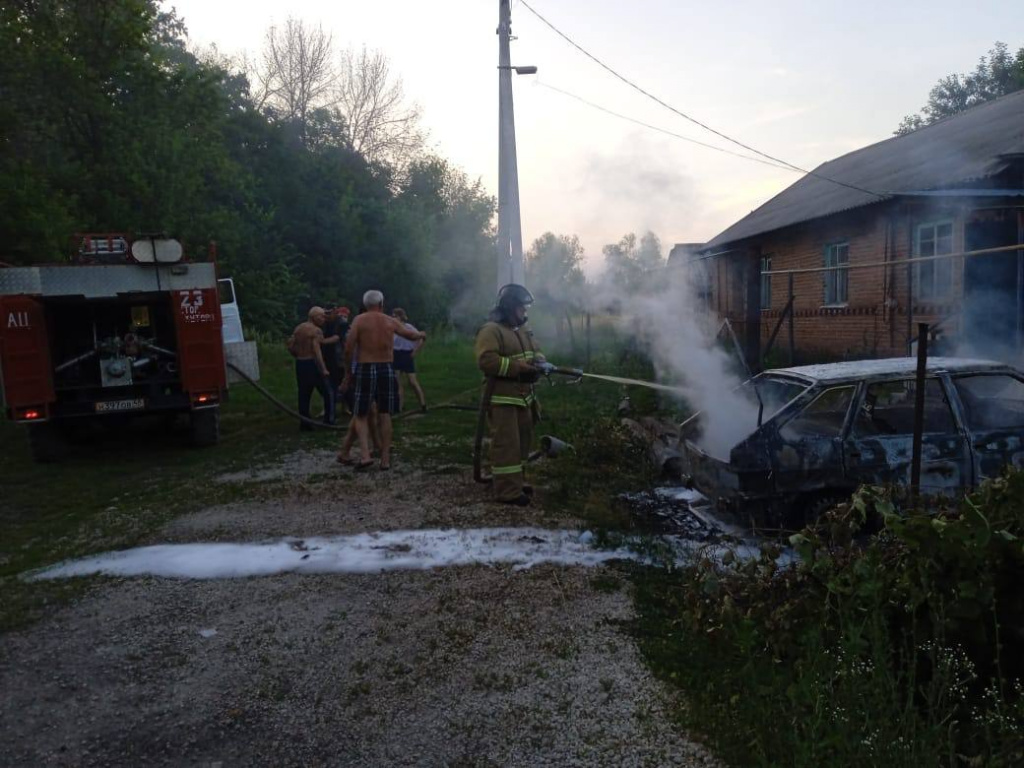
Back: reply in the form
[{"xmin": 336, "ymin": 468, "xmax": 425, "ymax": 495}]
[{"xmin": 704, "ymin": 90, "xmax": 1024, "ymax": 249}]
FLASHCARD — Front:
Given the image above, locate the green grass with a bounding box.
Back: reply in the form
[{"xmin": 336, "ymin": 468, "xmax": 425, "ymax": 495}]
[
  {"xmin": 0, "ymin": 327, "xmax": 671, "ymax": 631},
  {"xmin": 0, "ymin": 323, "xmax": 682, "ymax": 639},
  {"xmin": 0, "ymin": 341, "xmax": 338, "ymax": 630}
]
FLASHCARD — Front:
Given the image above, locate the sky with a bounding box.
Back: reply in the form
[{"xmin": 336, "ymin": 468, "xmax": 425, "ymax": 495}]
[{"xmin": 168, "ymin": 0, "xmax": 1024, "ymax": 274}]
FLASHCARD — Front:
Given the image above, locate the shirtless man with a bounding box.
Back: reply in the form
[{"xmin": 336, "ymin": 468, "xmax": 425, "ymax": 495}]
[
  {"xmin": 343, "ymin": 290, "xmax": 426, "ymax": 470},
  {"xmin": 288, "ymin": 306, "xmax": 335, "ymax": 430}
]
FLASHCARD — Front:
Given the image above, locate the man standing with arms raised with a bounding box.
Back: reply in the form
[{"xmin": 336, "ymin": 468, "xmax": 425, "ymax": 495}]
[{"xmin": 344, "ymin": 290, "xmax": 426, "ymax": 471}]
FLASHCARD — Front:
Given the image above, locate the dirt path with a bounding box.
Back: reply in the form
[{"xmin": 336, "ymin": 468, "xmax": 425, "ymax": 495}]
[{"xmin": 0, "ymin": 453, "xmax": 718, "ymax": 767}]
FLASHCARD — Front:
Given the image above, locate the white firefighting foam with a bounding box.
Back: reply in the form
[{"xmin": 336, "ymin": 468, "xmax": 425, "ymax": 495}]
[
  {"xmin": 26, "ymin": 524, "xmax": 792, "ymax": 581},
  {"xmin": 28, "ymin": 528, "xmax": 637, "ymax": 580}
]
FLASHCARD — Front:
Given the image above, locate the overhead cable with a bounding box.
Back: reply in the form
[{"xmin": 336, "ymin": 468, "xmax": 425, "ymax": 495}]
[
  {"xmin": 535, "ymin": 81, "xmax": 796, "ymax": 172},
  {"xmin": 518, "ymin": 0, "xmax": 888, "ymax": 200}
]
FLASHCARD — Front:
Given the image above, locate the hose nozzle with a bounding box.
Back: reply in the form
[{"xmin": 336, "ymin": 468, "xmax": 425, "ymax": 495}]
[
  {"xmin": 538, "ymin": 362, "xmax": 584, "ymax": 384},
  {"xmin": 539, "ymin": 435, "xmax": 573, "ymax": 457}
]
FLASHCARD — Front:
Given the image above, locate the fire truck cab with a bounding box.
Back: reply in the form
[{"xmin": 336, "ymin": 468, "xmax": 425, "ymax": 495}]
[{"xmin": 0, "ymin": 234, "xmax": 236, "ymax": 461}]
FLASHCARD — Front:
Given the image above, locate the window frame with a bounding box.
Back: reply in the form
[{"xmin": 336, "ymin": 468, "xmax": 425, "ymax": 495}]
[
  {"xmin": 823, "ymin": 242, "xmax": 850, "ymax": 307},
  {"xmin": 779, "ymin": 384, "xmax": 857, "ymax": 441},
  {"xmin": 951, "ymin": 373, "xmax": 1024, "ymax": 433},
  {"xmin": 913, "ymin": 220, "xmax": 955, "ymax": 302},
  {"xmin": 760, "ymin": 254, "xmax": 772, "ymax": 311},
  {"xmin": 851, "ymin": 376, "xmax": 958, "ymax": 438}
]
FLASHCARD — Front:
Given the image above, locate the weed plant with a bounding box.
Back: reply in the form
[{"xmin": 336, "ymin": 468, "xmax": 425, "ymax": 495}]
[{"xmin": 634, "ymin": 476, "xmax": 1024, "ymax": 767}]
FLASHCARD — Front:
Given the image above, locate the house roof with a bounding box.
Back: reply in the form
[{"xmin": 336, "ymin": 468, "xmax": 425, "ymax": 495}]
[
  {"xmin": 767, "ymin": 357, "xmax": 1011, "ymax": 385},
  {"xmin": 704, "ymin": 90, "xmax": 1024, "ymax": 250}
]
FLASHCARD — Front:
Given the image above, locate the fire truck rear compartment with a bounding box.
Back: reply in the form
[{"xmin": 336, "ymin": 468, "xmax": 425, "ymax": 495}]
[{"xmin": 45, "ymin": 295, "xmax": 189, "ymax": 416}]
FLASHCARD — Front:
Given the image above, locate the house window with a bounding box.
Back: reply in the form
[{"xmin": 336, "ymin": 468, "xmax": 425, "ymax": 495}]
[
  {"xmin": 760, "ymin": 255, "xmax": 772, "ymax": 309},
  {"xmin": 824, "ymin": 242, "xmax": 849, "ymax": 305},
  {"xmin": 914, "ymin": 221, "xmax": 954, "ymax": 301}
]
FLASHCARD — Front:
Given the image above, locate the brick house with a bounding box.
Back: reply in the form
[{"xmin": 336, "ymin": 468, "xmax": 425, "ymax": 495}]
[{"xmin": 678, "ymin": 89, "xmax": 1024, "ymax": 369}]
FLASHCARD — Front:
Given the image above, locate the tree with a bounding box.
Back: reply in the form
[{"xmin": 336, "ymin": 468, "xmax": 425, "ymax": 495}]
[
  {"xmin": 526, "ymin": 233, "xmax": 587, "ymax": 347},
  {"xmin": 896, "ymin": 42, "xmax": 1024, "ymax": 135},
  {"xmin": 0, "ymin": 3, "xmax": 494, "ymax": 332},
  {"xmin": 334, "ymin": 46, "xmax": 425, "ymax": 169},
  {"xmin": 398, "ymin": 156, "xmax": 496, "ymax": 325},
  {"xmin": 253, "ymin": 17, "xmax": 335, "ymax": 144},
  {"xmin": 526, "ymin": 232, "xmax": 585, "ymax": 305},
  {"xmin": 601, "ymin": 231, "xmax": 665, "ymax": 295}
]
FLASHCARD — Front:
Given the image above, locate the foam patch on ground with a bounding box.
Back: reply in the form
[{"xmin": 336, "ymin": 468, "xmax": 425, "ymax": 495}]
[{"xmin": 28, "ymin": 528, "xmax": 639, "ymax": 581}]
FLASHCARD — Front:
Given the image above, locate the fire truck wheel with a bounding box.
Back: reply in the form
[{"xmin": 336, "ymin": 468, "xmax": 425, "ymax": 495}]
[
  {"xmin": 190, "ymin": 408, "xmax": 220, "ymax": 447},
  {"xmin": 28, "ymin": 422, "xmax": 70, "ymax": 463}
]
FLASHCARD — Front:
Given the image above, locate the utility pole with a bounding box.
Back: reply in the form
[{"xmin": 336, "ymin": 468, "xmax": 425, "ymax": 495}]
[{"xmin": 496, "ymin": 0, "xmax": 529, "ymax": 291}]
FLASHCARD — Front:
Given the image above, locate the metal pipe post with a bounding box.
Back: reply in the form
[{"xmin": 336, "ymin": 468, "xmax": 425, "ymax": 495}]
[
  {"xmin": 910, "ymin": 322, "xmax": 929, "ymax": 501},
  {"xmin": 586, "ymin": 312, "xmax": 592, "ymax": 369},
  {"xmin": 787, "ymin": 272, "xmax": 795, "ymax": 365},
  {"xmin": 1018, "ymin": 209, "xmax": 1024, "ymax": 353}
]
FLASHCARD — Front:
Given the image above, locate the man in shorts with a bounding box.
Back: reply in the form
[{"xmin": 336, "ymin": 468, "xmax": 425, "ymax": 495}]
[{"xmin": 343, "ymin": 290, "xmax": 426, "ymax": 470}]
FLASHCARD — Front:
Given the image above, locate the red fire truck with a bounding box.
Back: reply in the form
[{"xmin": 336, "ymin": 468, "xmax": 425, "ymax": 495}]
[{"xmin": 0, "ymin": 234, "xmax": 237, "ymax": 461}]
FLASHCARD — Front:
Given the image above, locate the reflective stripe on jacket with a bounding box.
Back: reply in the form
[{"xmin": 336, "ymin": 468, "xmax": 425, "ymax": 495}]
[{"xmin": 474, "ymin": 320, "xmax": 543, "ymax": 407}]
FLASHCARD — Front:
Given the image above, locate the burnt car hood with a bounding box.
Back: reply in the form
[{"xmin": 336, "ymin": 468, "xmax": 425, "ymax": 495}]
[
  {"xmin": 683, "ymin": 441, "xmax": 741, "ymax": 500},
  {"xmin": 682, "ymin": 429, "xmax": 775, "ymax": 503}
]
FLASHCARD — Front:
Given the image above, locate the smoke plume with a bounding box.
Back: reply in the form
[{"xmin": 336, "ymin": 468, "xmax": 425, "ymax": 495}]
[{"xmin": 597, "ymin": 259, "xmax": 760, "ymax": 459}]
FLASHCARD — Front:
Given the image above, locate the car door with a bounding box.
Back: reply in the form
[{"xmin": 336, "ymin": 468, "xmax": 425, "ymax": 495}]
[
  {"xmin": 844, "ymin": 376, "xmax": 970, "ymax": 495},
  {"xmin": 949, "ymin": 373, "xmax": 1024, "ymax": 483},
  {"xmin": 771, "ymin": 385, "xmax": 856, "ymax": 495}
]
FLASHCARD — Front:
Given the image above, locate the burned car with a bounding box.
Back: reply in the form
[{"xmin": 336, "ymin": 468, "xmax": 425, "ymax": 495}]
[{"xmin": 680, "ymin": 358, "xmax": 1024, "ymax": 528}]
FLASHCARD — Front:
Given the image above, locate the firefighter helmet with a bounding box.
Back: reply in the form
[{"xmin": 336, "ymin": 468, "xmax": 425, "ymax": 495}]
[{"xmin": 496, "ymin": 284, "xmax": 534, "ymax": 311}]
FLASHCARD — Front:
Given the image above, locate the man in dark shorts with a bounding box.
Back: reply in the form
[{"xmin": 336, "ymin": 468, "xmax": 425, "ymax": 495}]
[{"xmin": 343, "ymin": 290, "xmax": 426, "ymax": 470}]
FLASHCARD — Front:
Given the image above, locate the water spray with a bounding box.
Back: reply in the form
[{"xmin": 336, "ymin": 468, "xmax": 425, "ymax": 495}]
[
  {"xmin": 473, "ymin": 361, "xmax": 689, "ymax": 485},
  {"xmin": 538, "ymin": 363, "xmax": 688, "ymax": 396}
]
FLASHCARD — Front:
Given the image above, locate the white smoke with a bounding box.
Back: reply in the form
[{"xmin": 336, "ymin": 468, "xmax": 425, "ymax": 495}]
[{"xmin": 629, "ymin": 268, "xmax": 760, "ymax": 458}]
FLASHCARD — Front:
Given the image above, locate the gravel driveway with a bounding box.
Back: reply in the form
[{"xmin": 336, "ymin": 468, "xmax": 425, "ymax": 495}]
[{"xmin": 0, "ymin": 452, "xmax": 718, "ymax": 767}]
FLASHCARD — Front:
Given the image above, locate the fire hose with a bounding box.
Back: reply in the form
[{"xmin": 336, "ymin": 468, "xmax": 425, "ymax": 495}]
[
  {"xmin": 225, "ymin": 361, "xmax": 478, "ymax": 432},
  {"xmin": 472, "ymin": 364, "xmax": 583, "ymax": 484},
  {"xmin": 224, "ymin": 359, "xmax": 581, "ymax": 476}
]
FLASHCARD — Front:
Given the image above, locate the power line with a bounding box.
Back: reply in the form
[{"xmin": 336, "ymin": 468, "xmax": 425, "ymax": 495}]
[
  {"xmin": 518, "ymin": 0, "xmax": 888, "ymax": 200},
  {"xmin": 535, "ymin": 81, "xmax": 796, "ymax": 172}
]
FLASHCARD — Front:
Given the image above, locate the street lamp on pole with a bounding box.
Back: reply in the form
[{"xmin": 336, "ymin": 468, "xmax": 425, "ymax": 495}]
[{"xmin": 496, "ymin": 0, "xmax": 536, "ymax": 292}]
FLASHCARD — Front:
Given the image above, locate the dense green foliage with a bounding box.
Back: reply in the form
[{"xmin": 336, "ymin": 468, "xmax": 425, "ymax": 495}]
[
  {"xmin": 897, "ymin": 41, "xmax": 1024, "ymax": 135},
  {"xmin": 636, "ymin": 479, "xmax": 1024, "ymax": 766},
  {"xmin": 0, "ymin": 1, "xmax": 496, "ymax": 331}
]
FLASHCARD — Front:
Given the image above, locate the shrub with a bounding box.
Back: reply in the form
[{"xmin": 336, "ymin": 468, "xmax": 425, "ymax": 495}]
[{"xmin": 635, "ymin": 472, "xmax": 1024, "ymax": 766}]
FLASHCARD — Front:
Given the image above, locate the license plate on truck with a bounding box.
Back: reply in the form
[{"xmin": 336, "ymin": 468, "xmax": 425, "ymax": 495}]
[{"xmin": 95, "ymin": 398, "xmax": 145, "ymax": 413}]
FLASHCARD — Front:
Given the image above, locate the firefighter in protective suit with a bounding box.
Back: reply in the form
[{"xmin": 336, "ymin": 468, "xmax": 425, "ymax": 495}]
[{"xmin": 474, "ymin": 284, "xmax": 548, "ymax": 506}]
